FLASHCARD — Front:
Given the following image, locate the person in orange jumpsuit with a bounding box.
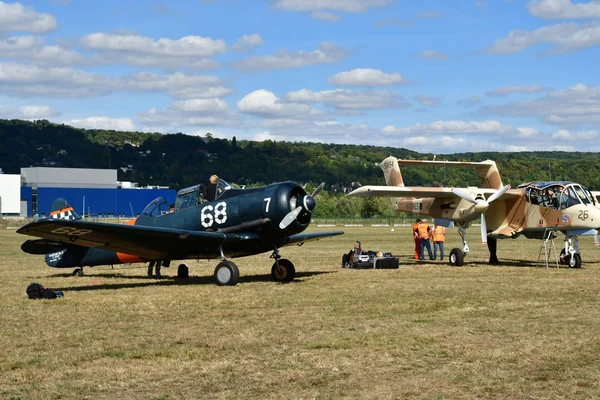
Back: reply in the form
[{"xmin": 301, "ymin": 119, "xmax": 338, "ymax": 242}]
[
  {"xmin": 412, "ymin": 218, "xmax": 422, "ymax": 260},
  {"xmin": 432, "ymin": 221, "xmax": 446, "ymax": 260},
  {"xmin": 417, "ymin": 219, "xmax": 434, "ymax": 260}
]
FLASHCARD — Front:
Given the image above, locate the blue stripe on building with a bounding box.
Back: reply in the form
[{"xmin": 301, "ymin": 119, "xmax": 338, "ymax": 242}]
[{"xmin": 32, "ymin": 188, "xmax": 175, "ymax": 218}]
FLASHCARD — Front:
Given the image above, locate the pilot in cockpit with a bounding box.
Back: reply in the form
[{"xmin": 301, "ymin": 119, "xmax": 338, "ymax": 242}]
[{"xmin": 206, "ymin": 174, "xmax": 219, "ymax": 202}]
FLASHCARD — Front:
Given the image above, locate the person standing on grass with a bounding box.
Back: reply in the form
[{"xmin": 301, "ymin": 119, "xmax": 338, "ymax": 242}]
[
  {"xmin": 417, "ymin": 219, "xmax": 434, "ymax": 260},
  {"xmin": 412, "ymin": 218, "xmax": 422, "ymax": 260},
  {"xmin": 432, "ymin": 221, "xmax": 446, "ymax": 260}
]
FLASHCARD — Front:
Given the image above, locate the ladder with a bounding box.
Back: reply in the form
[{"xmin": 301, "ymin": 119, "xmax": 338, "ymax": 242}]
[{"xmin": 537, "ymin": 228, "xmax": 559, "ymax": 269}]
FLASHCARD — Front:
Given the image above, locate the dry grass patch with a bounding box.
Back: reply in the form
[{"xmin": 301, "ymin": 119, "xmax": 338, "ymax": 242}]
[{"xmin": 1, "ymin": 225, "xmax": 599, "ymax": 399}]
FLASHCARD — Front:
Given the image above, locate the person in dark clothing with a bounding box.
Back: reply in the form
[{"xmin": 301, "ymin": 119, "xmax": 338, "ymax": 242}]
[
  {"xmin": 206, "ymin": 174, "xmax": 219, "ymax": 202},
  {"xmin": 147, "ymin": 260, "xmax": 162, "ymax": 279},
  {"xmin": 344, "ymin": 240, "xmax": 366, "ymax": 267}
]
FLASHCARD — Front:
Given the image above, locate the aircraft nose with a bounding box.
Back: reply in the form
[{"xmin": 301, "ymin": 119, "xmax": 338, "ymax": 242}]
[
  {"xmin": 589, "ymin": 206, "xmax": 600, "ymax": 226},
  {"xmin": 303, "ymin": 195, "xmax": 316, "ymax": 211},
  {"xmin": 473, "ymin": 200, "xmax": 489, "ymax": 214}
]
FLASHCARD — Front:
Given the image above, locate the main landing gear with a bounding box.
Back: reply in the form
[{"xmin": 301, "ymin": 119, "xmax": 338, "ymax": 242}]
[
  {"xmin": 213, "ymin": 245, "xmax": 240, "ymax": 286},
  {"xmin": 449, "ymin": 224, "xmax": 469, "ymax": 267},
  {"xmin": 72, "ymin": 267, "xmax": 84, "ymax": 276},
  {"xmin": 270, "ymin": 248, "xmax": 296, "ymax": 283},
  {"xmin": 559, "ymin": 237, "xmax": 582, "ymax": 268},
  {"xmin": 209, "ymin": 246, "xmax": 298, "ymax": 286}
]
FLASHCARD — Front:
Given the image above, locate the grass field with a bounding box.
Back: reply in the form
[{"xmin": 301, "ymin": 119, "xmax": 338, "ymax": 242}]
[{"xmin": 1, "ymin": 224, "xmax": 600, "ymax": 399}]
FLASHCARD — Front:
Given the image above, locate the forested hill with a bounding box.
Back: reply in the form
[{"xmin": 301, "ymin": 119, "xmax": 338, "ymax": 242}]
[{"xmin": 2, "ymin": 119, "xmax": 600, "ymax": 192}]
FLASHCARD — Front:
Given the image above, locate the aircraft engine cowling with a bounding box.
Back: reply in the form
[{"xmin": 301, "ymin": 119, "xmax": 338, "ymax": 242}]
[{"xmin": 263, "ymin": 182, "xmax": 315, "ymax": 236}]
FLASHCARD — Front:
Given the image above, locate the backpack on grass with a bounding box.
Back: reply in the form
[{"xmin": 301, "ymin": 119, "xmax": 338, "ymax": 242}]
[{"xmin": 26, "ymin": 282, "xmax": 63, "ymax": 299}]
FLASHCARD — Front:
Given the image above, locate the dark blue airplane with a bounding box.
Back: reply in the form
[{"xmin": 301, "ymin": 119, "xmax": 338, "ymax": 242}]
[{"xmin": 18, "ymin": 179, "xmax": 343, "ymax": 286}]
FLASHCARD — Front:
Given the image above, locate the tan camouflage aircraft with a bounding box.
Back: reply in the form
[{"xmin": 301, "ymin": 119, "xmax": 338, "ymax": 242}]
[{"xmin": 349, "ymin": 156, "xmax": 600, "ymax": 268}]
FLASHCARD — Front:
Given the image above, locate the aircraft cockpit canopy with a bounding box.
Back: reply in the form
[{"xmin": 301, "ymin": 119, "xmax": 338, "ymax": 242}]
[
  {"xmin": 521, "ymin": 181, "xmax": 596, "ymax": 210},
  {"xmin": 215, "ymin": 178, "xmax": 232, "ymax": 199},
  {"xmin": 174, "ymin": 179, "xmax": 233, "ymax": 211},
  {"xmin": 141, "ymin": 197, "xmax": 171, "ymax": 217},
  {"xmin": 175, "ymin": 184, "xmax": 208, "ymax": 210}
]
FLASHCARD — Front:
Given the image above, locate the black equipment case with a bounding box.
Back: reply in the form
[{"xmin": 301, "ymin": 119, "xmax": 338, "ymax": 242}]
[{"xmin": 342, "ymin": 254, "xmax": 399, "ymax": 269}]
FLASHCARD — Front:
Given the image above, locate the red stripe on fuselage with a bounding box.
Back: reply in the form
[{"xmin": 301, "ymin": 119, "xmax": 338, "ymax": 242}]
[{"xmin": 116, "ymin": 252, "xmax": 142, "ymax": 263}]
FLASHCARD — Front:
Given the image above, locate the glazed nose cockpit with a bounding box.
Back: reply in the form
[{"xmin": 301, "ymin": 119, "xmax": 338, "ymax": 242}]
[{"xmin": 523, "ymin": 182, "xmax": 596, "ymax": 210}]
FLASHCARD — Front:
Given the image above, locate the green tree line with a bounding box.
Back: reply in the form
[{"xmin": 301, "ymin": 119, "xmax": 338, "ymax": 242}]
[{"xmin": 2, "ymin": 119, "xmax": 599, "ymax": 217}]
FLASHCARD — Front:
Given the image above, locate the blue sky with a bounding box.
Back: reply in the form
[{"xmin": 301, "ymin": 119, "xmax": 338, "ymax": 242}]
[{"xmin": 1, "ymin": 0, "xmax": 600, "ymax": 153}]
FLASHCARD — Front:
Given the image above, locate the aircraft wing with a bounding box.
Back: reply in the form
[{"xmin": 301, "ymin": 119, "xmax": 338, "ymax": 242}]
[
  {"xmin": 285, "ymin": 231, "xmax": 344, "ymax": 246},
  {"xmin": 349, "ymin": 186, "xmax": 456, "ymax": 198},
  {"xmin": 349, "ymin": 186, "xmax": 520, "ymax": 200},
  {"xmin": 17, "ymin": 219, "xmax": 242, "ymax": 260}
]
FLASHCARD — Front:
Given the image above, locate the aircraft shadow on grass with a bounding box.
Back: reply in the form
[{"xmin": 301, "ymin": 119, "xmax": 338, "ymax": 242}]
[{"xmin": 51, "ymin": 271, "xmax": 334, "ymax": 292}]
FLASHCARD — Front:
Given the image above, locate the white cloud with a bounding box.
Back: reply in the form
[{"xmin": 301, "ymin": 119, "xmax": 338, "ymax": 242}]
[
  {"xmin": 66, "ymin": 117, "xmax": 137, "ymax": 131},
  {"xmin": 0, "ymin": 63, "xmax": 232, "ymax": 99},
  {"xmin": 0, "ymin": 105, "xmax": 59, "ymax": 119},
  {"xmin": 125, "ymin": 72, "xmax": 221, "ymax": 95},
  {"xmin": 170, "ymin": 98, "xmax": 229, "ymax": 113},
  {"xmin": 481, "ymin": 83, "xmax": 600, "ymax": 127},
  {"xmin": 486, "ymin": 85, "xmax": 552, "ymax": 96},
  {"xmin": 381, "ymin": 120, "xmax": 518, "ymax": 136},
  {"xmin": 168, "ymin": 86, "xmax": 233, "ymax": 99},
  {"xmin": 272, "ymin": 0, "xmax": 391, "ymax": 13},
  {"xmin": 376, "ymin": 120, "xmax": 586, "ymax": 152},
  {"xmin": 0, "ymin": 1, "xmax": 57, "ymax": 33},
  {"xmin": 0, "ymin": 35, "xmax": 85, "ymax": 65},
  {"xmin": 413, "ymin": 95, "xmax": 441, "ymax": 107},
  {"xmin": 139, "ymin": 99, "xmax": 242, "ymax": 128},
  {"xmin": 234, "ymin": 42, "xmax": 351, "ymax": 72},
  {"xmin": 237, "ymin": 89, "xmax": 324, "ymax": 118},
  {"xmin": 527, "ymin": 0, "xmax": 600, "ymax": 20},
  {"xmin": 0, "ymin": 62, "xmax": 118, "ymax": 97},
  {"xmin": 285, "ymin": 88, "xmax": 408, "ymax": 113},
  {"xmin": 253, "ymin": 120, "xmax": 378, "ymax": 143},
  {"xmin": 81, "ymin": 32, "xmax": 226, "ymax": 57},
  {"xmin": 80, "ymin": 32, "xmax": 226, "ymax": 69},
  {"xmin": 328, "ymin": 68, "xmax": 403, "ymax": 86},
  {"xmin": 232, "ymin": 34, "xmax": 264, "ymax": 52},
  {"xmin": 310, "ymin": 11, "xmax": 342, "ymax": 21},
  {"xmin": 516, "ymin": 127, "xmax": 540, "ymax": 137},
  {"xmin": 413, "ymin": 49, "xmax": 451, "ymax": 59},
  {"xmin": 488, "ymin": 21, "xmax": 600, "ymax": 54}
]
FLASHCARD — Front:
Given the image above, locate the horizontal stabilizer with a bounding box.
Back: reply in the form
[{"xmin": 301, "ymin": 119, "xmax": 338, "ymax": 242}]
[
  {"xmin": 394, "ymin": 159, "xmax": 504, "ymax": 189},
  {"xmin": 21, "ymin": 239, "xmax": 69, "ymax": 255}
]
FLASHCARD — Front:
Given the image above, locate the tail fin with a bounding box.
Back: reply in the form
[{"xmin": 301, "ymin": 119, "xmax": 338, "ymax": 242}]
[
  {"xmin": 380, "ymin": 156, "xmax": 404, "ymax": 187},
  {"xmin": 49, "ymin": 198, "xmax": 81, "ymax": 221},
  {"xmin": 379, "ymin": 156, "xmax": 406, "ymax": 210}
]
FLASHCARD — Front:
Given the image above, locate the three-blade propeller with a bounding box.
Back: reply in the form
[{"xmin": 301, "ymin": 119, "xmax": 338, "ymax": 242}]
[
  {"xmin": 279, "ymin": 183, "xmax": 324, "ymax": 229},
  {"xmin": 452, "ymin": 185, "xmax": 510, "ymax": 244}
]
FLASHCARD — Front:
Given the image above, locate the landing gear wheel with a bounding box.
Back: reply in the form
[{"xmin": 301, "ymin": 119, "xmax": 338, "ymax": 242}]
[
  {"xmin": 449, "ymin": 248, "xmax": 464, "ymax": 267},
  {"xmin": 271, "ymin": 259, "xmax": 296, "ymax": 282},
  {"xmin": 559, "ymin": 249, "xmax": 568, "ymax": 265},
  {"xmin": 568, "ymin": 253, "xmax": 582, "ymax": 269},
  {"xmin": 72, "ymin": 268, "xmax": 84, "ymax": 277},
  {"xmin": 177, "ymin": 264, "xmax": 189, "ymax": 279},
  {"xmin": 214, "ymin": 261, "xmax": 239, "ymax": 286}
]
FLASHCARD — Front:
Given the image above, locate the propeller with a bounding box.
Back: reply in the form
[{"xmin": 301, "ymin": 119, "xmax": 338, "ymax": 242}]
[
  {"xmin": 311, "ymin": 182, "xmax": 325, "ymax": 197},
  {"xmin": 279, "ymin": 182, "xmax": 324, "ymax": 229},
  {"xmin": 452, "ymin": 185, "xmax": 511, "ymax": 244}
]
